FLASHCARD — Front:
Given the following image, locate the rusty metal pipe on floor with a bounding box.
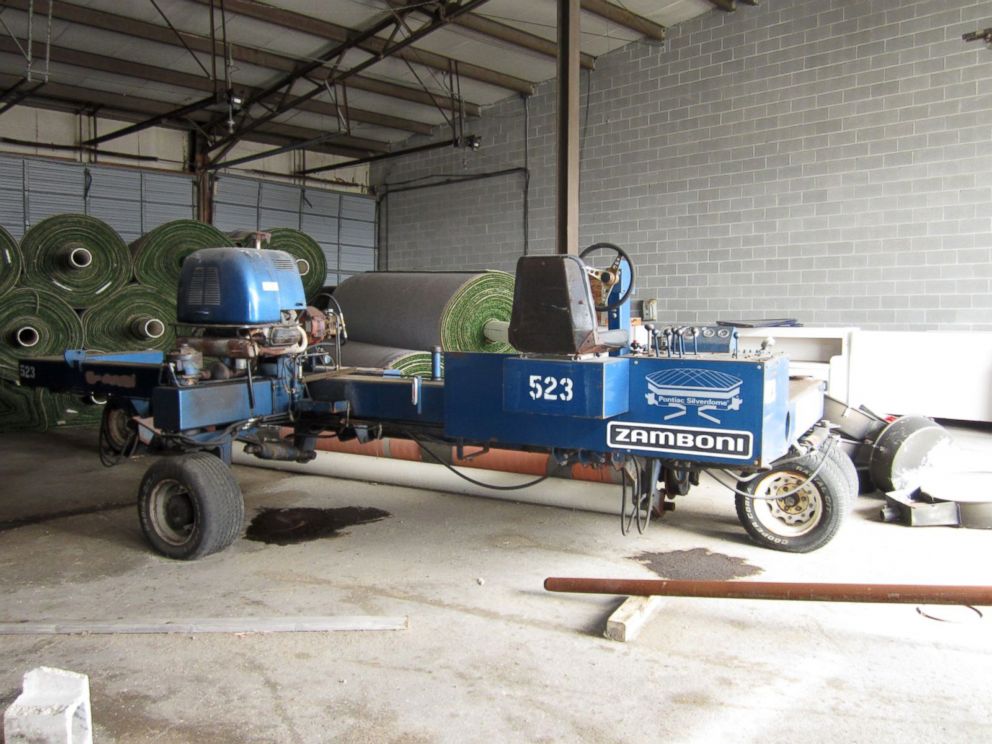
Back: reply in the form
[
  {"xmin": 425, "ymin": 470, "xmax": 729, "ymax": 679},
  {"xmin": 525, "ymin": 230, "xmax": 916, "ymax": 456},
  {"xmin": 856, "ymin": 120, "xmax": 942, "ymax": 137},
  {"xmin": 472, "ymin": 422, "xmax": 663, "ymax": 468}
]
[{"xmin": 543, "ymin": 578, "xmax": 992, "ymax": 605}]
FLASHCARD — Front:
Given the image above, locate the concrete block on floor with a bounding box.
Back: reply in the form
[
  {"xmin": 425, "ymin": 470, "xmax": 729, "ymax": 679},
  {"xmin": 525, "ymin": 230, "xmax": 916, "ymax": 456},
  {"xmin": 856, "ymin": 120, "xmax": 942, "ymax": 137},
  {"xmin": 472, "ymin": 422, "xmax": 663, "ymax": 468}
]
[{"xmin": 4, "ymin": 666, "xmax": 92, "ymax": 744}]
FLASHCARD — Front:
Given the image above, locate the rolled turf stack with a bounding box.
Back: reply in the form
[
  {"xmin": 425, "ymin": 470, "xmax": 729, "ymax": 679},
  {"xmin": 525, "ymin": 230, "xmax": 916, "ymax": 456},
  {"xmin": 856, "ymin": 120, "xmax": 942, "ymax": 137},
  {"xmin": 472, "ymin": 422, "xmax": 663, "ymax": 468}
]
[
  {"xmin": 236, "ymin": 228, "xmax": 326, "ymax": 302},
  {"xmin": 332, "ymin": 271, "xmax": 515, "ymax": 376},
  {"xmin": 131, "ymin": 219, "xmax": 228, "ymax": 293},
  {"xmin": 0, "ymin": 380, "xmax": 49, "ymax": 432},
  {"xmin": 20, "ymin": 214, "xmax": 131, "ymax": 308},
  {"xmin": 82, "ymin": 283, "xmax": 177, "ymax": 352},
  {"xmin": 0, "ymin": 225, "xmax": 21, "ymax": 298},
  {"xmin": 0, "ymin": 287, "xmax": 87, "ymax": 432}
]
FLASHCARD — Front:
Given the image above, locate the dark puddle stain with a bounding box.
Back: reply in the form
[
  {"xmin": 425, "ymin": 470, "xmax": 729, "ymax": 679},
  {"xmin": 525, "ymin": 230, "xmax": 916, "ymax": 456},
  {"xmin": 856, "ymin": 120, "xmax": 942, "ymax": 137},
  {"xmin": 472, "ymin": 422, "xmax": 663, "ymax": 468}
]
[
  {"xmin": 0, "ymin": 502, "xmax": 132, "ymax": 533},
  {"xmin": 245, "ymin": 506, "xmax": 390, "ymax": 546},
  {"xmin": 633, "ymin": 548, "xmax": 763, "ymax": 581}
]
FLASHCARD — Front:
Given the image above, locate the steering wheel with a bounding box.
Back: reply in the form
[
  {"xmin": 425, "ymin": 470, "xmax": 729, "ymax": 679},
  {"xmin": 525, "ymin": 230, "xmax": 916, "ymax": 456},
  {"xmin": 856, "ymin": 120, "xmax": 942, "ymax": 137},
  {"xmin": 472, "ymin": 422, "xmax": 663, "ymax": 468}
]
[{"xmin": 579, "ymin": 242, "xmax": 635, "ymax": 312}]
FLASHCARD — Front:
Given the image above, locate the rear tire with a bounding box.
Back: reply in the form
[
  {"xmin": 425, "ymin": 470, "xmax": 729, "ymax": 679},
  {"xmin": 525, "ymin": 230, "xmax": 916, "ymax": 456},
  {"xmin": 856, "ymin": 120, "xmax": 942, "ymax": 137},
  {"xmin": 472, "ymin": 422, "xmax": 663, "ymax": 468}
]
[
  {"xmin": 735, "ymin": 453, "xmax": 846, "ymax": 553},
  {"xmin": 137, "ymin": 452, "xmax": 244, "ymax": 560},
  {"xmin": 825, "ymin": 444, "xmax": 859, "ymax": 508},
  {"xmin": 101, "ymin": 401, "xmax": 137, "ymax": 454}
]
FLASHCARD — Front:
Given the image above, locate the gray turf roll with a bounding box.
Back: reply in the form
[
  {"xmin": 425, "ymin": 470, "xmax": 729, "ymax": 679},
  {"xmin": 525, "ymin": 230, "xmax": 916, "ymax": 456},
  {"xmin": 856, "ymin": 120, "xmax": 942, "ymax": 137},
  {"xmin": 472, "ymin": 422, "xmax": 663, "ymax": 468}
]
[{"xmin": 331, "ymin": 271, "xmax": 514, "ymax": 353}]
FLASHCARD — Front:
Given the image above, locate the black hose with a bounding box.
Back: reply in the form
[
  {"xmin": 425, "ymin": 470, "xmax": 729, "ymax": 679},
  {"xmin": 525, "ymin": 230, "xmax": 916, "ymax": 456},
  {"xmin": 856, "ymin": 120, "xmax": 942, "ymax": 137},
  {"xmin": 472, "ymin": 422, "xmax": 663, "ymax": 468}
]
[{"xmin": 407, "ymin": 433, "xmax": 549, "ymax": 491}]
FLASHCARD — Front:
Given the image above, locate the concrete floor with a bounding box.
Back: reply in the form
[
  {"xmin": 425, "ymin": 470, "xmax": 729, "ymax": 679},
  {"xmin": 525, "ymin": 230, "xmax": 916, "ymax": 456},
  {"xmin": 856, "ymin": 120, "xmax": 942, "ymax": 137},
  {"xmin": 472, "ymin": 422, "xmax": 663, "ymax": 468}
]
[{"xmin": 1, "ymin": 425, "xmax": 991, "ymax": 743}]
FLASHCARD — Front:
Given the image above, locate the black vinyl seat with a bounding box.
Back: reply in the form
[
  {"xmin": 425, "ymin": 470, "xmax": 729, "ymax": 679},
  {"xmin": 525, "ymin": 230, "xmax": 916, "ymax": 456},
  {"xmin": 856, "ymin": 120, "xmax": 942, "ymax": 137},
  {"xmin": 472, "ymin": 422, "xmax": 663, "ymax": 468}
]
[{"xmin": 508, "ymin": 255, "xmax": 629, "ymax": 356}]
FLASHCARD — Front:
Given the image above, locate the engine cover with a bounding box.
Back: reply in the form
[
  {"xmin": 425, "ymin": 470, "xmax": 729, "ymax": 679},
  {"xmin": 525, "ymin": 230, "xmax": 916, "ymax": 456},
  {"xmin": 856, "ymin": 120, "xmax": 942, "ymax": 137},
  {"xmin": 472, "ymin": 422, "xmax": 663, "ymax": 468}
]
[{"xmin": 177, "ymin": 247, "xmax": 307, "ymax": 325}]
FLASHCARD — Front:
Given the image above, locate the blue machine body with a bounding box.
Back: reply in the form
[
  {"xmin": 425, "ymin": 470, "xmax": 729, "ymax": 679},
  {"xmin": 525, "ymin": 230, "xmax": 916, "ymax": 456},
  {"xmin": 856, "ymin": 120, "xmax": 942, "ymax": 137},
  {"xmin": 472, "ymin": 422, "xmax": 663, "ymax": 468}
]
[
  {"xmin": 18, "ymin": 247, "xmax": 821, "ymax": 471},
  {"xmin": 177, "ymin": 247, "xmax": 306, "ymax": 325},
  {"xmin": 441, "ymin": 352, "xmax": 799, "ymax": 467},
  {"xmin": 502, "ymin": 356, "xmax": 629, "ymax": 419}
]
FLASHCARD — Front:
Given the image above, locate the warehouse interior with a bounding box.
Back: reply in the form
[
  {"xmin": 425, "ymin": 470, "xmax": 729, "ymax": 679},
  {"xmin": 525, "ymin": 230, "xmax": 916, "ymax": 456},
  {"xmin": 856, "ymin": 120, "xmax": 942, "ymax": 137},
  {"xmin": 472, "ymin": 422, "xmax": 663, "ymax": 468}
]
[{"xmin": 1, "ymin": 0, "xmax": 991, "ymax": 742}]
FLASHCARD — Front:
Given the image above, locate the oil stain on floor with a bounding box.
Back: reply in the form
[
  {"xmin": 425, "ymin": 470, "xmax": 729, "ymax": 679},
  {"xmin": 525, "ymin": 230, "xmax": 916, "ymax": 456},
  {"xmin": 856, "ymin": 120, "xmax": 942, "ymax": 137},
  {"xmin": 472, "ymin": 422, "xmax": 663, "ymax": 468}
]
[
  {"xmin": 632, "ymin": 548, "xmax": 763, "ymax": 581},
  {"xmin": 246, "ymin": 506, "xmax": 390, "ymax": 546}
]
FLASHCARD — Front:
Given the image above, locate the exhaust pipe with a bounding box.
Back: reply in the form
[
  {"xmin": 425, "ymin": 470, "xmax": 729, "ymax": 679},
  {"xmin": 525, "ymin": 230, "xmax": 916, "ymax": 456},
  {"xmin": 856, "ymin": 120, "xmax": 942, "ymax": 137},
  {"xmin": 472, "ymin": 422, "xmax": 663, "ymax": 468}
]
[{"xmin": 243, "ymin": 442, "xmax": 316, "ymax": 463}]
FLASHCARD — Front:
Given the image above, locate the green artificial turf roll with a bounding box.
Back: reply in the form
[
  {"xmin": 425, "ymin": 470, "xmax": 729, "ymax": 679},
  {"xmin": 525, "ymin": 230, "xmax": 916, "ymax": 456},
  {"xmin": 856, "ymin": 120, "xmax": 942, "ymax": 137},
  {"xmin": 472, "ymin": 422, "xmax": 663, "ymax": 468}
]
[
  {"xmin": 20, "ymin": 214, "xmax": 130, "ymax": 308},
  {"xmin": 0, "ymin": 287, "xmax": 83, "ymax": 381},
  {"xmin": 82, "ymin": 283, "xmax": 177, "ymax": 352},
  {"xmin": 438, "ymin": 271, "xmax": 514, "ymax": 353},
  {"xmin": 46, "ymin": 391, "xmax": 103, "ymax": 428},
  {"xmin": 336, "ymin": 341, "xmax": 437, "ymax": 378},
  {"xmin": 0, "ymin": 383, "xmax": 102, "ymax": 433},
  {"xmin": 131, "ymin": 219, "xmax": 228, "ymax": 289},
  {"xmin": 0, "ymin": 225, "xmax": 21, "ymax": 298},
  {"xmin": 389, "ymin": 353, "xmax": 436, "ymax": 378},
  {"xmin": 0, "ymin": 379, "xmax": 49, "ymax": 431}
]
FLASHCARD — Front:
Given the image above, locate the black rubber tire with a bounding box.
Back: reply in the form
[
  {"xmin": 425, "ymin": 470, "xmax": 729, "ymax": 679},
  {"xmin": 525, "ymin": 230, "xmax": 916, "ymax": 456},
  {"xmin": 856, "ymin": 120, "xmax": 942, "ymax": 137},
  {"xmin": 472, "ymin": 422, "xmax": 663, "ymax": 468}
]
[
  {"xmin": 825, "ymin": 445, "xmax": 859, "ymax": 508},
  {"xmin": 101, "ymin": 400, "xmax": 136, "ymax": 454},
  {"xmin": 137, "ymin": 452, "xmax": 244, "ymax": 560},
  {"xmin": 735, "ymin": 452, "xmax": 846, "ymax": 553}
]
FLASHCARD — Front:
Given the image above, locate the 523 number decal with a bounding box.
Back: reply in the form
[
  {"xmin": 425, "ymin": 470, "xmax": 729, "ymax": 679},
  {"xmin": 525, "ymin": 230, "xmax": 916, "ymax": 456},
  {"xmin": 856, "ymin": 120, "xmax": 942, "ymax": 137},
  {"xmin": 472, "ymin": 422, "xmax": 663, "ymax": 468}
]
[{"xmin": 528, "ymin": 374, "xmax": 574, "ymax": 402}]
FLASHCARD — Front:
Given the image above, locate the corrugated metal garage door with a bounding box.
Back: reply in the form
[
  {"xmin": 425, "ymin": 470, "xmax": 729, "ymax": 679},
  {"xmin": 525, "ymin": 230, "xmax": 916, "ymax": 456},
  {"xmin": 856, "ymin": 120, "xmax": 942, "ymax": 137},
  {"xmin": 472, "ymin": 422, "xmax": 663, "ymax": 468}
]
[
  {"xmin": 0, "ymin": 154, "xmax": 194, "ymax": 242},
  {"xmin": 213, "ymin": 174, "xmax": 376, "ymax": 287}
]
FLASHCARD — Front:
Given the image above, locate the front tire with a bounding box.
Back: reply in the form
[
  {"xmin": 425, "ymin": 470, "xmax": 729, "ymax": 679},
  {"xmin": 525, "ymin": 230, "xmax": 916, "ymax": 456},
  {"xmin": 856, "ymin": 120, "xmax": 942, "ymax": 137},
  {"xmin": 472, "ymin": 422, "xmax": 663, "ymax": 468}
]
[
  {"xmin": 735, "ymin": 453, "xmax": 846, "ymax": 553},
  {"xmin": 137, "ymin": 452, "xmax": 244, "ymax": 560}
]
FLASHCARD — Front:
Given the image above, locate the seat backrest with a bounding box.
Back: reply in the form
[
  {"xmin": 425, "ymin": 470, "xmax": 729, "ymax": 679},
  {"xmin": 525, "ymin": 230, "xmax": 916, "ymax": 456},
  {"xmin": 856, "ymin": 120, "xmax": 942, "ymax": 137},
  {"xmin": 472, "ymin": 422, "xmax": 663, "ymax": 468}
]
[{"xmin": 508, "ymin": 255, "xmax": 602, "ymax": 355}]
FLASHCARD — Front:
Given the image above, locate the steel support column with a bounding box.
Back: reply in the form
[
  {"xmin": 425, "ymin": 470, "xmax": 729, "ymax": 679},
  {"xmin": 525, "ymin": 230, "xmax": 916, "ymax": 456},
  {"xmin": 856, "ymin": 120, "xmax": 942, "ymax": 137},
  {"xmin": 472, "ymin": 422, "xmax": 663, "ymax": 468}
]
[{"xmin": 556, "ymin": 0, "xmax": 581, "ymax": 256}]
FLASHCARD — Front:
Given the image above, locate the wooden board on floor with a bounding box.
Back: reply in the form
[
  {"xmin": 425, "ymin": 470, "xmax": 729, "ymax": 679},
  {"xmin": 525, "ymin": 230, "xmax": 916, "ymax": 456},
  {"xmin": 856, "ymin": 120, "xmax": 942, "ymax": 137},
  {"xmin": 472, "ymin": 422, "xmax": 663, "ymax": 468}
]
[
  {"xmin": 0, "ymin": 616, "xmax": 409, "ymax": 635},
  {"xmin": 604, "ymin": 596, "xmax": 663, "ymax": 642}
]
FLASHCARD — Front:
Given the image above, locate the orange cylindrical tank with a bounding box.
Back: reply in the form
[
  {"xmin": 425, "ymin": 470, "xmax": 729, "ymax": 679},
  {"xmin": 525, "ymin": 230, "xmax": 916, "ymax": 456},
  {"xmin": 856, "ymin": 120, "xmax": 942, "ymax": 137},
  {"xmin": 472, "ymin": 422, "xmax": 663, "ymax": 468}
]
[{"xmin": 280, "ymin": 429, "xmax": 619, "ymax": 483}]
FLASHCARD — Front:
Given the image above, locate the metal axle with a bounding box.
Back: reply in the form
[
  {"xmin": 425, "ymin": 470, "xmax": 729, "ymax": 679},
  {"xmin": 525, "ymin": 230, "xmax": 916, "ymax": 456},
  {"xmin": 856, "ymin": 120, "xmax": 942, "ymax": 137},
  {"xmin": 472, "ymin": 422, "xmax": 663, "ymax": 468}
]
[{"xmin": 543, "ymin": 577, "xmax": 992, "ymax": 605}]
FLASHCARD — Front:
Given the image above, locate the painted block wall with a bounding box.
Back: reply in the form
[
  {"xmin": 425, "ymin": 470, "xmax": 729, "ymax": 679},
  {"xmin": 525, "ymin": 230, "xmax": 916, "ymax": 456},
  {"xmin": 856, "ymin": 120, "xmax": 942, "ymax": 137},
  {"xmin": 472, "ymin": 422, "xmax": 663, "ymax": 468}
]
[{"xmin": 375, "ymin": 0, "xmax": 992, "ymax": 330}]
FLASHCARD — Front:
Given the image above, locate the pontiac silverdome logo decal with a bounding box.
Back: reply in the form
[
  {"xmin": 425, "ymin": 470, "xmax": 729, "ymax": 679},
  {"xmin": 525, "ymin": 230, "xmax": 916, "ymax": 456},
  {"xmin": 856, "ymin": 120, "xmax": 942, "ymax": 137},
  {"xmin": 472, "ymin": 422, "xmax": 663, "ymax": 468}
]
[
  {"xmin": 644, "ymin": 367, "xmax": 743, "ymax": 424},
  {"xmin": 608, "ymin": 421, "xmax": 753, "ymax": 459}
]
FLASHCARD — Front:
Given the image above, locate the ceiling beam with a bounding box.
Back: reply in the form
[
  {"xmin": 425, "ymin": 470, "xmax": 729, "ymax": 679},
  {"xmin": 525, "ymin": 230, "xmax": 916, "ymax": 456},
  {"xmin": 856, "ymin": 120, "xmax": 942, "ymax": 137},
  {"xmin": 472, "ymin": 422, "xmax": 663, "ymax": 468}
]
[
  {"xmin": 387, "ymin": 0, "xmax": 594, "ymax": 70},
  {"xmin": 86, "ymin": 96, "xmax": 220, "ymax": 146},
  {"xmin": 193, "ymin": 0, "xmax": 534, "ymax": 95},
  {"xmin": 0, "ymin": 0, "xmax": 482, "ymax": 117},
  {"xmin": 706, "ymin": 0, "xmax": 737, "ymax": 11},
  {"xmin": 0, "ymin": 72, "xmax": 388, "ymax": 158},
  {"xmin": 344, "ymin": 75, "xmax": 479, "ymax": 117},
  {"xmin": 204, "ymin": 0, "xmax": 494, "ymax": 156},
  {"xmin": 580, "ymin": 0, "xmax": 666, "ymax": 41},
  {"xmin": 455, "ymin": 12, "xmax": 595, "ymax": 69},
  {"xmin": 298, "ymin": 137, "xmax": 459, "ymax": 176},
  {"xmin": 0, "ymin": 36, "xmax": 434, "ymax": 136}
]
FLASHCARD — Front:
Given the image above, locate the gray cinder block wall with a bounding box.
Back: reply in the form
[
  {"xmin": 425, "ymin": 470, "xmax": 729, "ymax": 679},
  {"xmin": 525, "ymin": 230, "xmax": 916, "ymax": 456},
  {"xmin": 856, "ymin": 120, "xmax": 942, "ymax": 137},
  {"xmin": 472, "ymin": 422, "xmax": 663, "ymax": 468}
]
[{"xmin": 374, "ymin": 0, "xmax": 992, "ymax": 330}]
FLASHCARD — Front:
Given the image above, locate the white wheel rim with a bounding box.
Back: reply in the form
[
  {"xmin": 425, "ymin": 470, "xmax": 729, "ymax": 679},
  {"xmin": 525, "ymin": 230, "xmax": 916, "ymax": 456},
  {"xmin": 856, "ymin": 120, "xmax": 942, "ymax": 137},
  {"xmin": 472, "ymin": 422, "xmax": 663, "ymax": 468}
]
[{"xmin": 750, "ymin": 471, "xmax": 823, "ymax": 538}]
